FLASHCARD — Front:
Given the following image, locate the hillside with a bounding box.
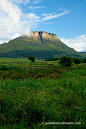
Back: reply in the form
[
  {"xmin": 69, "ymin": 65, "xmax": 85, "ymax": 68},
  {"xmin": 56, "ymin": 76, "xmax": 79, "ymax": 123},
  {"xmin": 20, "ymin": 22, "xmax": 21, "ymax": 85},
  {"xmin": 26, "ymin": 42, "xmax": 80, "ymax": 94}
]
[
  {"xmin": 0, "ymin": 31, "xmax": 85, "ymax": 59},
  {"xmin": 79, "ymin": 52, "xmax": 86, "ymax": 55}
]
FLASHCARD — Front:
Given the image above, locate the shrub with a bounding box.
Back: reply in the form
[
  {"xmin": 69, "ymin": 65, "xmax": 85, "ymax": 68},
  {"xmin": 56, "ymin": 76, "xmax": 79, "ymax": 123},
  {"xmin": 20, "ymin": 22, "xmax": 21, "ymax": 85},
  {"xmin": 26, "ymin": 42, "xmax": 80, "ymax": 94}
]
[
  {"xmin": 0, "ymin": 65, "xmax": 20, "ymax": 71},
  {"xmin": 73, "ymin": 58, "xmax": 81, "ymax": 64},
  {"xmin": 59, "ymin": 56, "xmax": 72, "ymax": 67},
  {"xmin": 29, "ymin": 56, "xmax": 35, "ymax": 62},
  {"xmin": 83, "ymin": 58, "xmax": 86, "ymax": 63}
]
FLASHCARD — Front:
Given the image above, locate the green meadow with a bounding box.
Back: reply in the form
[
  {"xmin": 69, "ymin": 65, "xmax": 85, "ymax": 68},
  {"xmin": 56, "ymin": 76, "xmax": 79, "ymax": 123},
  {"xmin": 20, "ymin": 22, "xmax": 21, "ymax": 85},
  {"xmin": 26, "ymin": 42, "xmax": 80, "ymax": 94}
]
[{"xmin": 0, "ymin": 58, "xmax": 86, "ymax": 129}]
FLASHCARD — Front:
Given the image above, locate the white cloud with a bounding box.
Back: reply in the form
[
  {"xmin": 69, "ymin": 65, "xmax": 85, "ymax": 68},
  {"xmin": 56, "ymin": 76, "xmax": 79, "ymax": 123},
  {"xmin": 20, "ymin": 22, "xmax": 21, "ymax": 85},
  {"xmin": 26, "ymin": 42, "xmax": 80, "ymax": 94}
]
[
  {"xmin": 11, "ymin": 0, "xmax": 31, "ymax": 5},
  {"xmin": 58, "ymin": 6, "xmax": 67, "ymax": 11},
  {"xmin": 26, "ymin": 13, "xmax": 40, "ymax": 20},
  {"xmin": 43, "ymin": 22, "xmax": 59, "ymax": 24},
  {"xmin": 41, "ymin": 9, "xmax": 70, "ymax": 21},
  {"xmin": 33, "ymin": 0, "xmax": 44, "ymax": 4},
  {"xmin": 0, "ymin": 0, "xmax": 40, "ymax": 44},
  {"xmin": 24, "ymin": 13, "xmax": 40, "ymax": 28},
  {"xmin": 0, "ymin": 2, "xmax": 71, "ymax": 45},
  {"xmin": 43, "ymin": 22, "xmax": 53, "ymax": 24},
  {"xmin": 29, "ymin": 6, "xmax": 46, "ymax": 9},
  {"xmin": 61, "ymin": 34, "xmax": 86, "ymax": 52},
  {"xmin": 73, "ymin": 4, "xmax": 79, "ymax": 7}
]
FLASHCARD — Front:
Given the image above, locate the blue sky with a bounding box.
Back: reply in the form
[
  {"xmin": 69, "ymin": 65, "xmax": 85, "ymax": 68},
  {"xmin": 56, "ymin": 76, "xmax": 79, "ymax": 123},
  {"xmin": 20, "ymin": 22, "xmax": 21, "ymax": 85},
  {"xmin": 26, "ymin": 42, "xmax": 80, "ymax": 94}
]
[{"xmin": 0, "ymin": 0, "xmax": 86, "ymax": 51}]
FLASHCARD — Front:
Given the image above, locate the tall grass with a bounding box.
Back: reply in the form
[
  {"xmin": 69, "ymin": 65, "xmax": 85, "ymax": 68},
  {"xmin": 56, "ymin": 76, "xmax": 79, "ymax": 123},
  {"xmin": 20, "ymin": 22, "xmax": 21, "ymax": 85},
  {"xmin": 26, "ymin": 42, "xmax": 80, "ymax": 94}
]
[
  {"xmin": 0, "ymin": 71, "xmax": 86, "ymax": 128},
  {"xmin": 0, "ymin": 59, "xmax": 86, "ymax": 128}
]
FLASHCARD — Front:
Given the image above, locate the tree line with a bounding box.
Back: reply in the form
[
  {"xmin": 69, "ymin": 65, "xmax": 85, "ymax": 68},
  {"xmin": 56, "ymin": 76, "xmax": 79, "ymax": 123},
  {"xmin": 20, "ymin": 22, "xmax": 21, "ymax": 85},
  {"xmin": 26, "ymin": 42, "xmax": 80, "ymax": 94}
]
[{"xmin": 29, "ymin": 56, "xmax": 86, "ymax": 67}]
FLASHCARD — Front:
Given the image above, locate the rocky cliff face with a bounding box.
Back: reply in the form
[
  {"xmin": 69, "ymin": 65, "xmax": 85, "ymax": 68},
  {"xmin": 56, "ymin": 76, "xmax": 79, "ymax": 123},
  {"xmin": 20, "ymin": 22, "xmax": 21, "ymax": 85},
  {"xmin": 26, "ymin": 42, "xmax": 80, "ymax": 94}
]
[{"xmin": 22, "ymin": 31, "xmax": 60, "ymax": 41}]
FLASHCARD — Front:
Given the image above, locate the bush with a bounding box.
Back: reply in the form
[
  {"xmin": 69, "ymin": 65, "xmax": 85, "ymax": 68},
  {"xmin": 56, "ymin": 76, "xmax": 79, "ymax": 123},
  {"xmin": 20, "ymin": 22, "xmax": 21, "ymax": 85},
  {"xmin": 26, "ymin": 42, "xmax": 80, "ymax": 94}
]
[
  {"xmin": 29, "ymin": 56, "xmax": 35, "ymax": 62},
  {"xmin": 83, "ymin": 58, "xmax": 86, "ymax": 63},
  {"xmin": 59, "ymin": 56, "xmax": 72, "ymax": 67},
  {"xmin": 0, "ymin": 65, "xmax": 20, "ymax": 71},
  {"xmin": 73, "ymin": 58, "xmax": 81, "ymax": 64}
]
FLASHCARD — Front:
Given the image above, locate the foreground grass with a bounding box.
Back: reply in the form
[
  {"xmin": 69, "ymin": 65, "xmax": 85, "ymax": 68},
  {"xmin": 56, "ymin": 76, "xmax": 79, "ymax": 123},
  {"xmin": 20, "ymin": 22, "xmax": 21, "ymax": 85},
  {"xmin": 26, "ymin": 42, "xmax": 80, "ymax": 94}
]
[{"xmin": 0, "ymin": 59, "xmax": 86, "ymax": 129}]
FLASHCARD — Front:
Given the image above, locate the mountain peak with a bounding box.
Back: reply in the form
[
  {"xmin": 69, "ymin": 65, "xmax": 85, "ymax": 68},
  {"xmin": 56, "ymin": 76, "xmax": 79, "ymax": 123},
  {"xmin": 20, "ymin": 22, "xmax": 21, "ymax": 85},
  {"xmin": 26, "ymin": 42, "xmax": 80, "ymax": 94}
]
[
  {"xmin": 0, "ymin": 31, "xmax": 85, "ymax": 59},
  {"xmin": 22, "ymin": 31, "xmax": 60, "ymax": 41}
]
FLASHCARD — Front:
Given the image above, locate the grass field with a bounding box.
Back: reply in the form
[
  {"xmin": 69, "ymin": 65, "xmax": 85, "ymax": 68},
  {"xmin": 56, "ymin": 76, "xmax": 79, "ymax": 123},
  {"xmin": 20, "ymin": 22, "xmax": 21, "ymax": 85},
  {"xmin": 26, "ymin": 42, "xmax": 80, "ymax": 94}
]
[{"xmin": 0, "ymin": 58, "xmax": 86, "ymax": 129}]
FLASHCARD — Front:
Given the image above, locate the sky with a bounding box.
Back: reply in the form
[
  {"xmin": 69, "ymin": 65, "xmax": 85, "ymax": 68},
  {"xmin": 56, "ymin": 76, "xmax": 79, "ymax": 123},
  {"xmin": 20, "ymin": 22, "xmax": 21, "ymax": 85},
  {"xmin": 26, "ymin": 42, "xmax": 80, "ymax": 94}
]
[{"xmin": 0, "ymin": 0, "xmax": 86, "ymax": 52}]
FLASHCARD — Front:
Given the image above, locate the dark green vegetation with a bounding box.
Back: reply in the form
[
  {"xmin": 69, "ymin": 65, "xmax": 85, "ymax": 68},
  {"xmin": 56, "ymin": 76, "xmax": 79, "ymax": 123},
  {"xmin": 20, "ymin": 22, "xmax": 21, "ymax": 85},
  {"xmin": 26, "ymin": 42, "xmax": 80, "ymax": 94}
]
[
  {"xmin": 83, "ymin": 58, "xmax": 86, "ymax": 63},
  {"xmin": 29, "ymin": 56, "xmax": 35, "ymax": 62},
  {"xmin": 59, "ymin": 56, "xmax": 72, "ymax": 67},
  {"xmin": 73, "ymin": 58, "xmax": 81, "ymax": 64},
  {"xmin": 0, "ymin": 33, "xmax": 85, "ymax": 59},
  {"xmin": 45, "ymin": 57, "xmax": 59, "ymax": 61},
  {"xmin": 0, "ymin": 58, "xmax": 86, "ymax": 129}
]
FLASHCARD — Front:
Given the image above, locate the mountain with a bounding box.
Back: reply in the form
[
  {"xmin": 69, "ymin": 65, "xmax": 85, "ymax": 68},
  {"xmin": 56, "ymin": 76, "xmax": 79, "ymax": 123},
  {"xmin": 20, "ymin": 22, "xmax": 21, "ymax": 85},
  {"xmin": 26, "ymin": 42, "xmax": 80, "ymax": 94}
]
[
  {"xmin": 0, "ymin": 31, "xmax": 85, "ymax": 59},
  {"xmin": 79, "ymin": 52, "xmax": 86, "ymax": 55}
]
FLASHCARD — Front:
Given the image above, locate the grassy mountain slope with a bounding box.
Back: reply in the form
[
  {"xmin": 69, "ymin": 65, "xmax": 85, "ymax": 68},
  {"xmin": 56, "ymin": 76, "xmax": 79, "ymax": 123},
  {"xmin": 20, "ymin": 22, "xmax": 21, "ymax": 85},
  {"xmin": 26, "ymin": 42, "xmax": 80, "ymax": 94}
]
[{"xmin": 0, "ymin": 31, "xmax": 85, "ymax": 59}]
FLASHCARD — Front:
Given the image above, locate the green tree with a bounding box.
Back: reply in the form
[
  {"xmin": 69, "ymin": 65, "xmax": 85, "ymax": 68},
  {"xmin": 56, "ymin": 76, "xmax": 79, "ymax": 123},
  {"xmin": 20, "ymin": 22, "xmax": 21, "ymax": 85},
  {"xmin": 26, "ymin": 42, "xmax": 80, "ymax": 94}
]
[
  {"xmin": 59, "ymin": 56, "xmax": 72, "ymax": 67},
  {"xmin": 29, "ymin": 56, "xmax": 35, "ymax": 62},
  {"xmin": 73, "ymin": 58, "xmax": 81, "ymax": 64},
  {"xmin": 83, "ymin": 58, "xmax": 86, "ymax": 63}
]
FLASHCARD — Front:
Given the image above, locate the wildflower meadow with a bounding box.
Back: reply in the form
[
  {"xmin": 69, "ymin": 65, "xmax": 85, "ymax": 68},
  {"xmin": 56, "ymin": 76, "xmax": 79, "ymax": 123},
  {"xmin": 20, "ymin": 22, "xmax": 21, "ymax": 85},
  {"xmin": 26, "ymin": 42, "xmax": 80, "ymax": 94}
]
[{"xmin": 0, "ymin": 58, "xmax": 86, "ymax": 129}]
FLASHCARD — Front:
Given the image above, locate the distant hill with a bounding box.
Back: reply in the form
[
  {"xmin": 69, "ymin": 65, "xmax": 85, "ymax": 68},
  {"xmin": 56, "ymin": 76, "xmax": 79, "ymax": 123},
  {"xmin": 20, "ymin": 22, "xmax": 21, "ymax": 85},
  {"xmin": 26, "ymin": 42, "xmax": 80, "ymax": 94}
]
[
  {"xmin": 0, "ymin": 31, "xmax": 85, "ymax": 59},
  {"xmin": 79, "ymin": 52, "xmax": 86, "ymax": 55}
]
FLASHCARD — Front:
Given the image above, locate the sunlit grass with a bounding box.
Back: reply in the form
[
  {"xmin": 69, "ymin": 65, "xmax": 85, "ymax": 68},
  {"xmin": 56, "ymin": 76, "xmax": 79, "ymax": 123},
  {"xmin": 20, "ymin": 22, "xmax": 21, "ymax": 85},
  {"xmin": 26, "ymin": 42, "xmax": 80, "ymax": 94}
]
[
  {"xmin": 0, "ymin": 75, "xmax": 86, "ymax": 128},
  {"xmin": 0, "ymin": 59, "xmax": 86, "ymax": 128}
]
